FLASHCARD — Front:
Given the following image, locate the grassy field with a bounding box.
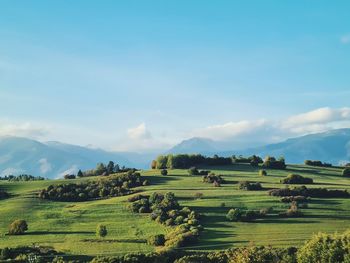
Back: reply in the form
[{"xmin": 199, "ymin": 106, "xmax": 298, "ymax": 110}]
[{"xmin": 0, "ymin": 164, "xmax": 349, "ymax": 257}]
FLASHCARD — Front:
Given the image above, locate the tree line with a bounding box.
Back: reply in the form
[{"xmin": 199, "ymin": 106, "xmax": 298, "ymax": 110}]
[{"xmin": 151, "ymin": 154, "xmax": 286, "ymax": 169}]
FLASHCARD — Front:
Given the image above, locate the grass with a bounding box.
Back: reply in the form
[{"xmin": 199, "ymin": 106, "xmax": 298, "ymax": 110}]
[{"xmin": 0, "ymin": 164, "xmax": 349, "ymax": 256}]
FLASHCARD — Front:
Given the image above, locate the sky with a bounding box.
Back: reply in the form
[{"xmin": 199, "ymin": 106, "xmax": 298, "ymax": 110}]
[{"xmin": 0, "ymin": 0, "xmax": 350, "ymax": 152}]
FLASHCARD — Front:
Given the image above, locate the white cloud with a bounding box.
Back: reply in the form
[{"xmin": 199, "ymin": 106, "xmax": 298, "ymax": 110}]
[
  {"xmin": 282, "ymin": 107, "xmax": 350, "ymax": 128},
  {"xmin": 188, "ymin": 107, "xmax": 350, "ymax": 147},
  {"xmin": 192, "ymin": 119, "xmax": 269, "ymax": 141},
  {"xmin": 340, "ymin": 34, "xmax": 350, "ymax": 44},
  {"xmin": 0, "ymin": 120, "xmax": 49, "ymax": 139},
  {"xmin": 127, "ymin": 123, "xmax": 151, "ymax": 140},
  {"xmin": 58, "ymin": 165, "xmax": 78, "ymax": 178},
  {"xmin": 38, "ymin": 158, "xmax": 52, "ymax": 174}
]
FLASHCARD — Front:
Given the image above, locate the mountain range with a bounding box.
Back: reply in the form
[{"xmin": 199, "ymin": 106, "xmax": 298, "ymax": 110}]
[
  {"xmin": 168, "ymin": 128, "xmax": 350, "ymax": 164},
  {"xmin": 1, "ymin": 128, "xmax": 349, "ymax": 178}
]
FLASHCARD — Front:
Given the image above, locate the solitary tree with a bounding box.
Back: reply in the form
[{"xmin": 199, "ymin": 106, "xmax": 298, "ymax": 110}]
[
  {"xmin": 77, "ymin": 169, "xmax": 83, "ymax": 178},
  {"xmin": 8, "ymin": 219, "xmax": 28, "ymax": 235},
  {"xmin": 96, "ymin": 224, "xmax": 107, "ymax": 238},
  {"xmin": 107, "ymin": 161, "xmax": 115, "ymax": 174}
]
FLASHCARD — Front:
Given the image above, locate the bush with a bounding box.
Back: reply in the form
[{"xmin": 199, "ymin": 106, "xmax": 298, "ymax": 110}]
[
  {"xmin": 188, "ymin": 167, "xmax": 199, "ymax": 176},
  {"xmin": 259, "ymin": 170, "xmax": 267, "ymax": 176},
  {"xmin": 297, "ymin": 230, "xmax": 350, "ymax": 263},
  {"xmin": 239, "ymin": 181, "xmax": 263, "ymax": 191},
  {"xmin": 8, "ymin": 219, "xmax": 28, "ymax": 235},
  {"xmin": 281, "ymin": 174, "xmax": 313, "ymax": 184},
  {"xmin": 96, "ymin": 224, "xmax": 107, "ymax": 238},
  {"xmin": 63, "ymin": 174, "xmax": 76, "ymax": 179},
  {"xmin": 202, "ymin": 173, "xmax": 224, "ymax": 184},
  {"xmin": 147, "ymin": 234, "xmax": 165, "ymax": 246},
  {"xmin": 280, "ymin": 201, "xmax": 303, "ymax": 217},
  {"xmin": 161, "ymin": 169, "xmax": 168, "ymax": 176},
  {"xmin": 226, "ymin": 208, "xmax": 242, "ymax": 221},
  {"xmin": 342, "ymin": 168, "xmax": 350, "ymax": 177}
]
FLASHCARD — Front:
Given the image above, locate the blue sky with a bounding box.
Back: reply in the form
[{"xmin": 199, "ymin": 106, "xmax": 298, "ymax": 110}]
[{"xmin": 1, "ymin": 1, "xmax": 350, "ymax": 152}]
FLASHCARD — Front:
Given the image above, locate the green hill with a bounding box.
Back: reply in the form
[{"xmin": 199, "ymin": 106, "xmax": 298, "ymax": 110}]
[{"xmin": 0, "ymin": 163, "xmax": 349, "ymax": 258}]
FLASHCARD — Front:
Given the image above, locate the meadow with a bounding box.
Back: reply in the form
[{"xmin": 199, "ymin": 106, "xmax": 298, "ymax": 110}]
[{"xmin": 0, "ymin": 164, "xmax": 349, "ymax": 258}]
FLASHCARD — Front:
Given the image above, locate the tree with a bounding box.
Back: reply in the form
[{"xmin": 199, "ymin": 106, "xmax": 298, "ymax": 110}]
[
  {"xmin": 151, "ymin": 160, "xmax": 157, "ymax": 169},
  {"xmin": 147, "ymin": 234, "xmax": 165, "ymax": 246},
  {"xmin": 342, "ymin": 168, "xmax": 350, "ymax": 177},
  {"xmin": 107, "ymin": 161, "xmax": 115, "ymax": 174},
  {"xmin": 77, "ymin": 169, "xmax": 83, "ymax": 178},
  {"xmin": 156, "ymin": 155, "xmax": 167, "ymax": 169},
  {"xmin": 114, "ymin": 164, "xmax": 120, "ymax": 172},
  {"xmin": 8, "ymin": 219, "xmax": 28, "ymax": 235},
  {"xmin": 95, "ymin": 163, "xmax": 107, "ymax": 176},
  {"xmin": 161, "ymin": 169, "xmax": 168, "ymax": 176},
  {"xmin": 96, "ymin": 224, "xmax": 107, "ymax": 238},
  {"xmin": 259, "ymin": 170, "xmax": 267, "ymax": 176}
]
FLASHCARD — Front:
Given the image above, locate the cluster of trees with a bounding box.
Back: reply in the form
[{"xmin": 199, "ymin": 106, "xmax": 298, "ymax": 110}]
[
  {"xmin": 202, "ymin": 173, "xmax": 224, "ymax": 186},
  {"xmin": 269, "ymin": 186, "xmax": 350, "ymax": 198},
  {"xmin": 280, "ymin": 174, "xmax": 313, "ymax": 184},
  {"xmin": 188, "ymin": 167, "xmax": 210, "ymax": 176},
  {"xmin": 262, "ymin": 156, "xmax": 286, "ymax": 169},
  {"xmin": 226, "ymin": 207, "xmax": 272, "ymax": 222},
  {"xmin": 0, "ymin": 190, "xmax": 9, "ymax": 199},
  {"xmin": 78, "ymin": 161, "xmax": 137, "ymax": 178},
  {"xmin": 232, "ymin": 155, "xmax": 263, "ymax": 166},
  {"xmin": 238, "ymin": 181, "xmax": 263, "ymax": 191},
  {"xmin": 128, "ymin": 192, "xmax": 202, "ymax": 248},
  {"xmin": 90, "ymin": 246, "xmax": 297, "ymax": 263},
  {"xmin": 0, "ymin": 174, "xmax": 45, "ymax": 181},
  {"xmin": 304, "ymin": 160, "xmax": 332, "ymax": 167},
  {"xmin": 0, "ymin": 246, "xmax": 58, "ymax": 262},
  {"xmin": 152, "ymin": 154, "xmax": 232, "ymax": 169},
  {"xmin": 39, "ymin": 171, "xmax": 146, "ymax": 202}
]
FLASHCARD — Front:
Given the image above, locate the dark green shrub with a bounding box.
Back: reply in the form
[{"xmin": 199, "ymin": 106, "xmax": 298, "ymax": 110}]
[
  {"xmin": 239, "ymin": 181, "xmax": 263, "ymax": 191},
  {"xmin": 281, "ymin": 174, "xmax": 313, "ymax": 184},
  {"xmin": 342, "ymin": 168, "xmax": 350, "ymax": 177},
  {"xmin": 96, "ymin": 224, "xmax": 107, "ymax": 238},
  {"xmin": 161, "ymin": 169, "xmax": 168, "ymax": 176}
]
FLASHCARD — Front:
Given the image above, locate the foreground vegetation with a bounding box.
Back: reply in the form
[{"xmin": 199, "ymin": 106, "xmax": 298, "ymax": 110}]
[{"xmin": 0, "ymin": 160, "xmax": 349, "ymax": 261}]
